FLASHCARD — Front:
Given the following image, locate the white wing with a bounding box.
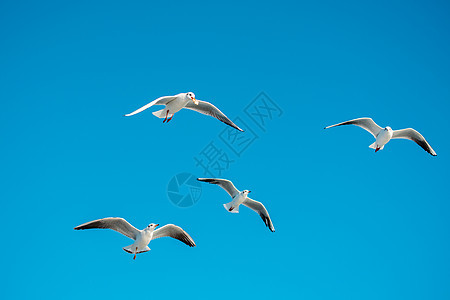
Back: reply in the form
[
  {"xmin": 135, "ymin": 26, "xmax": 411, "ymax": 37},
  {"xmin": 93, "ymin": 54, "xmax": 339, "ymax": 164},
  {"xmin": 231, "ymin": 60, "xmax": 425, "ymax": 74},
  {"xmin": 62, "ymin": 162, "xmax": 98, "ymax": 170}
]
[
  {"xmin": 197, "ymin": 178, "xmax": 240, "ymax": 198},
  {"xmin": 74, "ymin": 217, "xmax": 140, "ymax": 240},
  {"xmin": 152, "ymin": 224, "xmax": 196, "ymax": 247},
  {"xmin": 392, "ymin": 128, "xmax": 437, "ymax": 156},
  {"xmin": 325, "ymin": 117, "xmax": 382, "ymax": 138},
  {"xmin": 124, "ymin": 95, "xmax": 177, "ymax": 117},
  {"xmin": 242, "ymin": 198, "xmax": 275, "ymax": 232},
  {"xmin": 185, "ymin": 100, "xmax": 244, "ymax": 131}
]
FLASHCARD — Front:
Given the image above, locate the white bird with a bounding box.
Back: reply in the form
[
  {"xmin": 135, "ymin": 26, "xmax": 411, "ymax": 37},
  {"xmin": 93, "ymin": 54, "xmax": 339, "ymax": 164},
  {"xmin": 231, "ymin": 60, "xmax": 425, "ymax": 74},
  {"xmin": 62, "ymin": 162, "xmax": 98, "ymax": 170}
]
[
  {"xmin": 197, "ymin": 178, "xmax": 275, "ymax": 232},
  {"xmin": 124, "ymin": 92, "xmax": 244, "ymax": 131},
  {"xmin": 324, "ymin": 117, "xmax": 437, "ymax": 156},
  {"xmin": 74, "ymin": 217, "xmax": 196, "ymax": 259}
]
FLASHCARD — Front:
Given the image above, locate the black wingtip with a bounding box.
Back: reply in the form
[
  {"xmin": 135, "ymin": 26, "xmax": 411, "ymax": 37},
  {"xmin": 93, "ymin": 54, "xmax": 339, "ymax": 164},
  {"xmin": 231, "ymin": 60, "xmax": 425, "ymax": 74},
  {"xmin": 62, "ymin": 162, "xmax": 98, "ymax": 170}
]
[{"xmin": 197, "ymin": 178, "xmax": 212, "ymax": 182}]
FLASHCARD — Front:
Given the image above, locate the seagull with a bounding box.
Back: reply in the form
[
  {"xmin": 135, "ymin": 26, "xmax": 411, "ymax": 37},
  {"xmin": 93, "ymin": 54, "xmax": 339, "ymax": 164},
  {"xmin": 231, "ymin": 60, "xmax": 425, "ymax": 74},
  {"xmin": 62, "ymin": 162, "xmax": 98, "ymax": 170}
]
[
  {"xmin": 74, "ymin": 217, "xmax": 196, "ymax": 259},
  {"xmin": 324, "ymin": 117, "xmax": 437, "ymax": 156},
  {"xmin": 197, "ymin": 178, "xmax": 275, "ymax": 232},
  {"xmin": 124, "ymin": 92, "xmax": 244, "ymax": 131}
]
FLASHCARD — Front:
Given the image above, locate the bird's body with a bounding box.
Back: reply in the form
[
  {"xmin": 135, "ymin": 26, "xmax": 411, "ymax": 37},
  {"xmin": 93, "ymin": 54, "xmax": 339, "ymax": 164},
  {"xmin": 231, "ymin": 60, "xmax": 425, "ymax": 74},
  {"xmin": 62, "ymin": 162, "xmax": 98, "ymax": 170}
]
[
  {"xmin": 123, "ymin": 227, "xmax": 154, "ymax": 255},
  {"xmin": 197, "ymin": 178, "xmax": 275, "ymax": 232},
  {"xmin": 226, "ymin": 191, "xmax": 248, "ymax": 213},
  {"xmin": 371, "ymin": 126, "xmax": 394, "ymax": 152},
  {"xmin": 74, "ymin": 218, "xmax": 196, "ymax": 259},
  {"xmin": 125, "ymin": 92, "xmax": 244, "ymax": 131},
  {"xmin": 325, "ymin": 117, "xmax": 437, "ymax": 156},
  {"xmin": 162, "ymin": 93, "xmax": 190, "ymax": 115}
]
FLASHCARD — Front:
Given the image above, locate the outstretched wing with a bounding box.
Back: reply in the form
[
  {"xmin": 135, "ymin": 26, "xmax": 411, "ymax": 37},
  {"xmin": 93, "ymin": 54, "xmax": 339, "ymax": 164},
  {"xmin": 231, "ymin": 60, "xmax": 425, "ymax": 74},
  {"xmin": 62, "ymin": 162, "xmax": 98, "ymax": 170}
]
[
  {"xmin": 152, "ymin": 224, "xmax": 196, "ymax": 247},
  {"xmin": 74, "ymin": 217, "xmax": 140, "ymax": 240},
  {"xmin": 185, "ymin": 100, "xmax": 244, "ymax": 132},
  {"xmin": 325, "ymin": 117, "xmax": 382, "ymax": 138},
  {"xmin": 124, "ymin": 95, "xmax": 177, "ymax": 117},
  {"xmin": 242, "ymin": 198, "xmax": 275, "ymax": 232},
  {"xmin": 197, "ymin": 178, "xmax": 240, "ymax": 198},
  {"xmin": 392, "ymin": 128, "xmax": 437, "ymax": 156}
]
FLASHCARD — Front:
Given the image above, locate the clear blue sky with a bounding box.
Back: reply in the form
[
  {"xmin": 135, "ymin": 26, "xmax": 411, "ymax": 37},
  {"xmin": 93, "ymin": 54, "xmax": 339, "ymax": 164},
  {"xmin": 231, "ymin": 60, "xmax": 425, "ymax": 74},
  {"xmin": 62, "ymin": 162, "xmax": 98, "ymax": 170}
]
[{"xmin": 1, "ymin": 0, "xmax": 449, "ymax": 299}]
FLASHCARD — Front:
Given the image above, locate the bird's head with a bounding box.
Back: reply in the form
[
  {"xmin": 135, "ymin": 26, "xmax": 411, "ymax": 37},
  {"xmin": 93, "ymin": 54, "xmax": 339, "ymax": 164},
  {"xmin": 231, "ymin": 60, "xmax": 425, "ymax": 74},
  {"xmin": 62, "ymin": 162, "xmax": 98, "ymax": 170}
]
[
  {"xmin": 186, "ymin": 92, "xmax": 199, "ymax": 105},
  {"xmin": 243, "ymin": 190, "xmax": 251, "ymax": 195},
  {"xmin": 146, "ymin": 223, "xmax": 159, "ymax": 231},
  {"xmin": 385, "ymin": 126, "xmax": 392, "ymax": 131}
]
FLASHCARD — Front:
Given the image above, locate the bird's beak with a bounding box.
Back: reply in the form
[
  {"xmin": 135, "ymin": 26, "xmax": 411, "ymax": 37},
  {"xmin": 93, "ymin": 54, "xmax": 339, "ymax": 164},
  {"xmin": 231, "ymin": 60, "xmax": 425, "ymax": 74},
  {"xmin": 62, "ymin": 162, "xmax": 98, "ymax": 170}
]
[
  {"xmin": 191, "ymin": 97, "xmax": 199, "ymax": 105},
  {"xmin": 248, "ymin": 191, "xmax": 252, "ymax": 193},
  {"xmin": 155, "ymin": 224, "xmax": 159, "ymax": 227}
]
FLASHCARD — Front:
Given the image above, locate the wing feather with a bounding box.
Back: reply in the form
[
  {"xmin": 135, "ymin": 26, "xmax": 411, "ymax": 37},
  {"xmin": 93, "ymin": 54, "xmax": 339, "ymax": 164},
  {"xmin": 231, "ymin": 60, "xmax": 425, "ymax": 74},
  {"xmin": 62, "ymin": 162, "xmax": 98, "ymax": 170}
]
[
  {"xmin": 197, "ymin": 178, "xmax": 240, "ymax": 198},
  {"xmin": 392, "ymin": 128, "xmax": 437, "ymax": 156},
  {"xmin": 74, "ymin": 217, "xmax": 140, "ymax": 240},
  {"xmin": 124, "ymin": 95, "xmax": 177, "ymax": 117},
  {"xmin": 242, "ymin": 198, "xmax": 275, "ymax": 232},
  {"xmin": 325, "ymin": 117, "xmax": 382, "ymax": 138},
  {"xmin": 185, "ymin": 100, "xmax": 244, "ymax": 131},
  {"xmin": 152, "ymin": 224, "xmax": 196, "ymax": 247}
]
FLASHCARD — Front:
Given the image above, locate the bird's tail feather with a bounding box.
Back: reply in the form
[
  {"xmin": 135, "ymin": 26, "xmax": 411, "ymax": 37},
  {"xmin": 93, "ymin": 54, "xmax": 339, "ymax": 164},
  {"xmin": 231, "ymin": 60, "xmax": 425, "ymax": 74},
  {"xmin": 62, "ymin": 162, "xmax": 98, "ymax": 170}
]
[
  {"xmin": 369, "ymin": 142, "xmax": 384, "ymax": 150},
  {"xmin": 152, "ymin": 109, "xmax": 173, "ymax": 119},
  {"xmin": 123, "ymin": 245, "xmax": 150, "ymax": 254},
  {"xmin": 223, "ymin": 202, "xmax": 239, "ymax": 213}
]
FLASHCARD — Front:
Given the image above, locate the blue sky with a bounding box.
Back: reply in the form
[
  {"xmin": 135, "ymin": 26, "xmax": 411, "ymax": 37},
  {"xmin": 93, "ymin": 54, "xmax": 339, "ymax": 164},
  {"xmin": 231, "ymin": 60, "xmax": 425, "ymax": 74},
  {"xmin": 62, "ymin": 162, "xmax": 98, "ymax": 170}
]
[{"xmin": 1, "ymin": 0, "xmax": 450, "ymax": 299}]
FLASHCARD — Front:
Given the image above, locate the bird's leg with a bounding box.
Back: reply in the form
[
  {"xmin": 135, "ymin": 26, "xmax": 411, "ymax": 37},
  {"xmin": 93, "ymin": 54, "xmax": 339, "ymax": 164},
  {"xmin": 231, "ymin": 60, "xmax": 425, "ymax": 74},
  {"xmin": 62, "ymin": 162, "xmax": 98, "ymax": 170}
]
[
  {"xmin": 375, "ymin": 147, "xmax": 380, "ymax": 153},
  {"xmin": 163, "ymin": 110, "xmax": 169, "ymax": 123},
  {"xmin": 167, "ymin": 114, "xmax": 173, "ymax": 123},
  {"xmin": 229, "ymin": 206, "xmax": 234, "ymax": 212},
  {"xmin": 133, "ymin": 247, "xmax": 137, "ymax": 260}
]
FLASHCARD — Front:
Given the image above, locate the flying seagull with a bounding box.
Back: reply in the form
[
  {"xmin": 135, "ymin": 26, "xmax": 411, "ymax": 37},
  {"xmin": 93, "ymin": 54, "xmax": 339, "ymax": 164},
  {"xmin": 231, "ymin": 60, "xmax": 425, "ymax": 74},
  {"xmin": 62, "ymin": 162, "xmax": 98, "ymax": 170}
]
[
  {"xmin": 124, "ymin": 92, "xmax": 244, "ymax": 131},
  {"xmin": 197, "ymin": 178, "xmax": 275, "ymax": 232},
  {"xmin": 324, "ymin": 117, "xmax": 437, "ymax": 156},
  {"xmin": 74, "ymin": 217, "xmax": 196, "ymax": 259}
]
